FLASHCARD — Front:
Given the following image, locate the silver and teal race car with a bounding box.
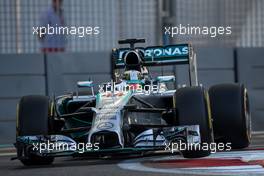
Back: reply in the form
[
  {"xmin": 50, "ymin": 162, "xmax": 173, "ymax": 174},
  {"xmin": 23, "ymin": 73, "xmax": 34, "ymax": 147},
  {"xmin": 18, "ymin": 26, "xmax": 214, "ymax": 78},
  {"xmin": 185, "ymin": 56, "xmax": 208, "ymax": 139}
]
[{"xmin": 14, "ymin": 39, "xmax": 251, "ymax": 165}]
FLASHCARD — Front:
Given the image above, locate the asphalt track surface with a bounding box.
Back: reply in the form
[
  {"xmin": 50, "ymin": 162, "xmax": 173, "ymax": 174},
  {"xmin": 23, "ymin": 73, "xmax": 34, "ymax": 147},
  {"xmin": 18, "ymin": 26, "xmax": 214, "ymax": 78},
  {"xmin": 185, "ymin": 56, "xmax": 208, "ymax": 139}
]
[{"xmin": 0, "ymin": 132, "xmax": 264, "ymax": 176}]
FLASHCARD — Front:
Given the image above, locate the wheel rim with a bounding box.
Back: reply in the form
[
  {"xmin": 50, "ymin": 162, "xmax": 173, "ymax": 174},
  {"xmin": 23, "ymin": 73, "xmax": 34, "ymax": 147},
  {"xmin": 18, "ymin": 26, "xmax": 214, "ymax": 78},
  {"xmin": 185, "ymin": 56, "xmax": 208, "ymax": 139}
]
[{"xmin": 244, "ymin": 88, "xmax": 251, "ymax": 141}]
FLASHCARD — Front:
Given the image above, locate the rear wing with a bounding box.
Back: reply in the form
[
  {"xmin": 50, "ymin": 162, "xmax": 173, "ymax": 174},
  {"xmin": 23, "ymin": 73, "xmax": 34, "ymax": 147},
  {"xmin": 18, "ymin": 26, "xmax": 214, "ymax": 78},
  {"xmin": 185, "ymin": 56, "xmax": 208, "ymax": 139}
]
[
  {"xmin": 112, "ymin": 44, "xmax": 189, "ymax": 68},
  {"xmin": 111, "ymin": 43, "xmax": 198, "ymax": 86}
]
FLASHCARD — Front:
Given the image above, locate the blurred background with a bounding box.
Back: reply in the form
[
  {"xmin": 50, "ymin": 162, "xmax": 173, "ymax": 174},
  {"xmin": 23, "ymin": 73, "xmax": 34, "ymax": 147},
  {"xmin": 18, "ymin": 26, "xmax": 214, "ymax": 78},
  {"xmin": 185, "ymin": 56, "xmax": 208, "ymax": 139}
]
[
  {"xmin": 0, "ymin": 0, "xmax": 263, "ymax": 145},
  {"xmin": 1, "ymin": 0, "xmax": 264, "ymax": 53}
]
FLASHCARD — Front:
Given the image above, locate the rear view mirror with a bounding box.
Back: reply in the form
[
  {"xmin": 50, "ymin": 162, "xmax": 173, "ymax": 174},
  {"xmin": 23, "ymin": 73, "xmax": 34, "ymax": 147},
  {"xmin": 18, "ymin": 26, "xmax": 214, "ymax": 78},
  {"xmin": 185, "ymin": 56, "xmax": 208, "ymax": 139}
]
[
  {"xmin": 156, "ymin": 75, "xmax": 175, "ymax": 83},
  {"xmin": 76, "ymin": 81, "xmax": 95, "ymax": 97},
  {"xmin": 77, "ymin": 81, "xmax": 94, "ymax": 88}
]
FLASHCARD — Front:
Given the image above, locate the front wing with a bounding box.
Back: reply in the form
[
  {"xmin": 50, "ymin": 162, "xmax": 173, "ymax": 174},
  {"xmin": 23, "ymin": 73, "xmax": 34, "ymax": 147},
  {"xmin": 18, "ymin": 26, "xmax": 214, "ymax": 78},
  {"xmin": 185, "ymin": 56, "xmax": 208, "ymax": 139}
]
[{"xmin": 15, "ymin": 125, "xmax": 200, "ymax": 159}]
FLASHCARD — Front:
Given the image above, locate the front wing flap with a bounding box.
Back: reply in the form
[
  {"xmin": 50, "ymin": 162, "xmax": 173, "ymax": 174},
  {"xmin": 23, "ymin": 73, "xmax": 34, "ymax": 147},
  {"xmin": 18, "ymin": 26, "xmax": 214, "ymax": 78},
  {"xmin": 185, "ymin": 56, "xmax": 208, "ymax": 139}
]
[{"xmin": 15, "ymin": 125, "xmax": 200, "ymax": 158}]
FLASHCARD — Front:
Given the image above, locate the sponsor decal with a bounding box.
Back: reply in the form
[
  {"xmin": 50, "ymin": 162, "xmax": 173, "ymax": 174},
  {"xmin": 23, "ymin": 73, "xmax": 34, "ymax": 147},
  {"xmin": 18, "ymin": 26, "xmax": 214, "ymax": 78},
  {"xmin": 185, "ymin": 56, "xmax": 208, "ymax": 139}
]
[
  {"xmin": 116, "ymin": 44, "xmax": 189, "ymax": 65},
  {"xmin": 144, "ymin": 46, "xmax": 188, "ymax": 58},
  {"xmin": 97, "ymin": 122, "xmax": 114, "ymax": 130}
]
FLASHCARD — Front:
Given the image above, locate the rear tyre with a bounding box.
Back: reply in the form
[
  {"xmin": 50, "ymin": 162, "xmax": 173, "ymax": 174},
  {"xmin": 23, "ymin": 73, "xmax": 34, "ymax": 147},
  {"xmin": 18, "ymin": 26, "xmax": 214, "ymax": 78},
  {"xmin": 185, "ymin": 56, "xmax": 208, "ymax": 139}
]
[
  {"xmin": 175, "ymin": 86, "xmax": 213, "ymax": 158},
  {"xmin": 209, "ymin": 84, "xmax": 251, "ymax": 149},
  {"xmin": 16, "ymin": 95, "xmax": 54, "ymax": 166}
]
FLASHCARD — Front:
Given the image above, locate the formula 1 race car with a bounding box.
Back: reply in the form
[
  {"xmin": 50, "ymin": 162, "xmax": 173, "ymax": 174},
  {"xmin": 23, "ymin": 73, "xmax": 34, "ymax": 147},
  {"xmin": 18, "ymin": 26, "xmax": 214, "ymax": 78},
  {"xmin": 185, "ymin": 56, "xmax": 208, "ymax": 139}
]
[{"xmin": 14, "ymin": 39, "xmax": 251, "ymax": 165}]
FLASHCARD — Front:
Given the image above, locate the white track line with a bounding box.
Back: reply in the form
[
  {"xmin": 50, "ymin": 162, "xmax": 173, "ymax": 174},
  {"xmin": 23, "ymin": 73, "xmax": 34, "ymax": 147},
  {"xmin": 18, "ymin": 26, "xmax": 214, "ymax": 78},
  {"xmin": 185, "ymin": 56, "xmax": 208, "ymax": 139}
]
[
  {"xmin": 0, "ymin": 152, "xmax": 16, "ymax": 157},
  {"xmin": 118, "ymin": 150, "xmax": 264, "ymax": 175},
  {"xmin": 252, "ymin": 131, "xmax": 264, "ymax": 135},
  {"xmin": 118, "ymin": 159, "xmax": 264, "ymax": 176}
]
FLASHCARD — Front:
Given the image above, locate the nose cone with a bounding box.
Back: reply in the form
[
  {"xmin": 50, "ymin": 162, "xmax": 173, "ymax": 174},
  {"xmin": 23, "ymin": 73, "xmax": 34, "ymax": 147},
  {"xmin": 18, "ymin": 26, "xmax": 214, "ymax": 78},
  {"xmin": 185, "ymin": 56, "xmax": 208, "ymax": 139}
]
[{"xmin": 91, "ymin": 131, "xmax": 121, "ymax": 149}]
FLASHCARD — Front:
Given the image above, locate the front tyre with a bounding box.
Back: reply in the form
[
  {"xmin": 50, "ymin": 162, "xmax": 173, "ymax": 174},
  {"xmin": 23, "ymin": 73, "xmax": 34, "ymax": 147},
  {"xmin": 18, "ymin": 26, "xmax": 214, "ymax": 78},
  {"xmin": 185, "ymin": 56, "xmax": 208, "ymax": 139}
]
[
  {"xmin": 175, "ymin": 86, "xmax": 213, "ymax": 158},
  {"xmin": 16, "ymin": 95, "xmax": 54, "ymax": 166}
]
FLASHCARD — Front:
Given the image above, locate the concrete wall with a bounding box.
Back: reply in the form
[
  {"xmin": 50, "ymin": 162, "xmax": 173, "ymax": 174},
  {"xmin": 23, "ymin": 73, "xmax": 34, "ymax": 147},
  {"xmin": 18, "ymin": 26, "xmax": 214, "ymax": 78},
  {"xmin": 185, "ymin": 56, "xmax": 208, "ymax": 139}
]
[
  {"xmin": 237, "ymin": 48, "xmax": 264, "ymax": 131},
  {"xmin": 0, "ymin": 48, "xmax": 263, "ymax": 144},
  {"xmin": 0, "ymin": 54, "xmax": 46, "ymax": 144},
  {"xmin": 175, "ymin": 48, "xmax": 235, "ymax": 87},
  {"xmin": 46, "ymin": 52, "xmax": 111, "ymax": 96}
]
